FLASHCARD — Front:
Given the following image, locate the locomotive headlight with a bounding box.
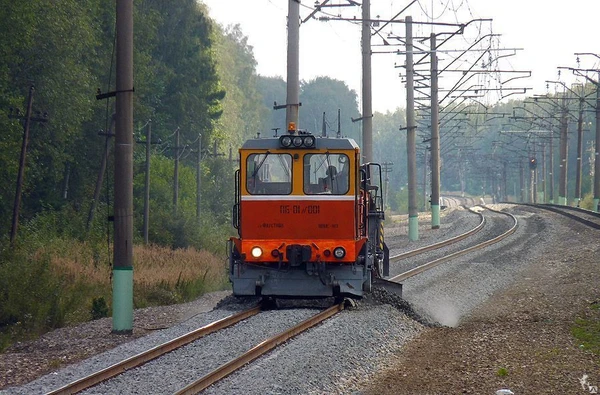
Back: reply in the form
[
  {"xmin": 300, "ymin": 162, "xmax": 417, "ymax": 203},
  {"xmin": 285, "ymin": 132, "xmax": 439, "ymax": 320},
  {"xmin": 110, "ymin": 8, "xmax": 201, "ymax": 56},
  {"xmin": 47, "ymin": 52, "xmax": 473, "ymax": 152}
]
[
  {"xmin": 333, "ymin": 247, "xmax": 346, "ymax": 259},
  {"xmin": 251, "ymin": 246, "xmax": 263, "ymax": 258},
  {"xmin": 303, "ymin": 135, "xmax": 315, "ymax": 148},
  {"xmin": 292, "ymin": 136, "xmax": 303, "ymax": 147},
  {"xmin": 280, "ymin": 135, "xmax": 292, "ymax": 148}
]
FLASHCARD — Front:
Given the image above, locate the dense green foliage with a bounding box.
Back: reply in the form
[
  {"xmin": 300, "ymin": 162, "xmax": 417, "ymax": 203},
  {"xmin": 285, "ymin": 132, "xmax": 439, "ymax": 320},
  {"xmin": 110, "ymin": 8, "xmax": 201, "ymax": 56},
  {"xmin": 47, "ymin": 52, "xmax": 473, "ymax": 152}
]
[
  {"xmin": 0, "ymin": 0, "xmax": 241, "ymax": 348},
  {"xmin": 0, "ymin": 0, "xmax": 227, "ymax": 245}
]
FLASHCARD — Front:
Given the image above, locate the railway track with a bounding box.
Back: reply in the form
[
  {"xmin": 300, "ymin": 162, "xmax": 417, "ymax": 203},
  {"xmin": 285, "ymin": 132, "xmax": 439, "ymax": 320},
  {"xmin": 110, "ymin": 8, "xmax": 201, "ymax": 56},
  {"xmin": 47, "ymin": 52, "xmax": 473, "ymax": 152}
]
[
  {"xmin": 45, "ymin": 302, "xmax": 346, "ymax": 395},
  {"xmin": 46, "ymin": 307, "xmax": 262, "ymax": 395},
  {"xmin": 385, "ymin": 206, "xmax": 517, "ymax": 280},
  {"xmin": 517, "ymin": 203, "xmax": 600, "ymax": 230},
  {"xmin": 388, "ymin": 206, "xmax": 517, "ymax": 282},
  {"xmin": 43, "ymin": 206, "xmax": 519, "ymax": 395},
  {"xmin": 175, "ymin": 302, "xmax": 345, "ymax": 395}
]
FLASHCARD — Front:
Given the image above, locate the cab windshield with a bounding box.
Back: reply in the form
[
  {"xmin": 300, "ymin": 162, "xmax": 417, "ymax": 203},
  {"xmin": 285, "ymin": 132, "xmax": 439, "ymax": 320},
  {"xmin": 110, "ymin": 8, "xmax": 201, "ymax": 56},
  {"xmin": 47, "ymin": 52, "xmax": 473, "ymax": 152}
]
[
  {"xmin": 246, "ymin": 153, "xmax": 292, "ymax": 195},
  {"xmin": 303, "ymin": 153, "xmax": 349, "ymax": 195}
]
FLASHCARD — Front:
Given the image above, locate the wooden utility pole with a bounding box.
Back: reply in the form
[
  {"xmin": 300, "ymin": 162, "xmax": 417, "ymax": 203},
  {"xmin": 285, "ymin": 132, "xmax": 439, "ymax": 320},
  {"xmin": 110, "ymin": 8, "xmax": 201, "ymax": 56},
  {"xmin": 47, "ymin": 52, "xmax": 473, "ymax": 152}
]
[
  {"xmin": 112, "ymin": 0, "xmax": 134, "ymax": 334},
  {"xmin": 337, "ymin": 109, "xmax": 341, "ymax": 138},
  {"xmin": 173, "ymin": 127, "xmax": 180, "ymax": 215},
  {"xmin": 143, "ymin": 120, "xmax": 151, "ymax": 244},
  {"xmin": 10, "ymin": 85, "xmax": 35, "ymax": 245},
  {"xmin": 87, "ymin": 114, "xmax": 115, "ymax": 231}
]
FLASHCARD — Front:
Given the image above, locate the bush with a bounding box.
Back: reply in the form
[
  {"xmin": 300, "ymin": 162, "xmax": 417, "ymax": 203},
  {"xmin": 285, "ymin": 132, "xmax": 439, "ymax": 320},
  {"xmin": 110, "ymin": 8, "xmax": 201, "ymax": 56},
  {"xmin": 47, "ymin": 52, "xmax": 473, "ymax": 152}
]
[
  {"xmin": 91, "ymin": 297, "xmax": 109, "ymax": 320},
  {"xmin": 579, "ymin": 192, "xmax": 597, "ymax": 211},
  {"xmin": 0, "ymin": 248, "xmax": 77, "ymax": 350}
]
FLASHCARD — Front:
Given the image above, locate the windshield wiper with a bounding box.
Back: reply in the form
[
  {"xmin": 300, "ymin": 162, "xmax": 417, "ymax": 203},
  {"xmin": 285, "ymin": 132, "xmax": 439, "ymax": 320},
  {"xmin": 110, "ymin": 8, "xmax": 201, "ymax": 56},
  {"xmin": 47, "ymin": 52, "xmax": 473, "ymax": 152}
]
[{"xmin": 252, "ymin": 151, "xmax": 270, "ymax": 178}]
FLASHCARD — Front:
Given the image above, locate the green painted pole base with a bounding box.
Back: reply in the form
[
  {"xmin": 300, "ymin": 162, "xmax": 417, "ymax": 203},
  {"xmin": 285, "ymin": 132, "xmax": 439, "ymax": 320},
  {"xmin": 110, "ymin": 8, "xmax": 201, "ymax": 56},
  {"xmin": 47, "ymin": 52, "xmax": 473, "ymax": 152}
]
[
  {"xmin": 558, "ymin": 196, "xmax": 567, "ymax": 206},
  {"xmin": 594, "ymin": 198, "xmax": 599, "ymax": 212},
  {"xmin": 408, "ymin": 215, "xmax": 419, "ymax": 241},
  {"xmin": 431, "ymin": 204, "xmax": 440, "ymax": 229},
  {"xmin": 112, "ymin": 266, "xmax": 133, "ymax": 334}
]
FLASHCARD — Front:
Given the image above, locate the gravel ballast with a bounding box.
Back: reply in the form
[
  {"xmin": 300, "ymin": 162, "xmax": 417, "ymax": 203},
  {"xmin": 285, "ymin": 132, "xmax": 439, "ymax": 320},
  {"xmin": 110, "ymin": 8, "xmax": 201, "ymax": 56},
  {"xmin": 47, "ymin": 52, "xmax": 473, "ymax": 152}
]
[{"xmin": 2, "ymin": 204, "xmax": 598, "ymax": 394}]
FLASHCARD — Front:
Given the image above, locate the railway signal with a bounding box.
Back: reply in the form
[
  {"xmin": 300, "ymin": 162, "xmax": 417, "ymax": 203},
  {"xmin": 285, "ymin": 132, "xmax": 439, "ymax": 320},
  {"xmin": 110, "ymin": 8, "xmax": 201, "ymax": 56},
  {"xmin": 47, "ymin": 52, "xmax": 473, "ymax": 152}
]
[{"xmin": 529, "ymin": 157, "xmax": 537, "ymax": 170}]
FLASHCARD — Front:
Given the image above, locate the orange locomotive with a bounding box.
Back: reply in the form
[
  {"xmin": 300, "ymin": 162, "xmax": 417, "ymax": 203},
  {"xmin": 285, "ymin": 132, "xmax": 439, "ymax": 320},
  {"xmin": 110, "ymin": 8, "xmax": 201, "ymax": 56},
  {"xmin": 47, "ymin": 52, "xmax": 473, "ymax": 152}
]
[{"xmin": 228, "ymin": 127, "xmax": 389, "ymax": 298}]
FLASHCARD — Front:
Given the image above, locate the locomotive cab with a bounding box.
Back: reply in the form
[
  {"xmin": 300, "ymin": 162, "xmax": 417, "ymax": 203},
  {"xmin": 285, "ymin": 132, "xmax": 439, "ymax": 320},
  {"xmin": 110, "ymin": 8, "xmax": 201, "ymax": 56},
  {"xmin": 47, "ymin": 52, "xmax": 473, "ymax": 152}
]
[{"xmin": 228, "ymin": 129, "xmax": 388, "ymax": 298}]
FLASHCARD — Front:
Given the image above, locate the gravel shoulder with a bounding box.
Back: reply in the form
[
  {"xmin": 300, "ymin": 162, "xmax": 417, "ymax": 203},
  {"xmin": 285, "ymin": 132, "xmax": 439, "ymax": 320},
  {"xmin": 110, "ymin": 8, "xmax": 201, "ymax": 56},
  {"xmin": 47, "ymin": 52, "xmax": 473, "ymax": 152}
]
[{"xmin": 364, "ymin": 204, "xmax": 600, "ymax": 394}]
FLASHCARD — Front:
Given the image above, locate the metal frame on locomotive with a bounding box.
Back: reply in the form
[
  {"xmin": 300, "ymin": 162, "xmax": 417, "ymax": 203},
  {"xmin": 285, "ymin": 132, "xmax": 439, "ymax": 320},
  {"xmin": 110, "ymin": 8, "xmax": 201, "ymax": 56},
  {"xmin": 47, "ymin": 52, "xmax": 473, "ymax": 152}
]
[{"xmin": 228, "ymin": 126, "xmax": 389, "ymax": 298}]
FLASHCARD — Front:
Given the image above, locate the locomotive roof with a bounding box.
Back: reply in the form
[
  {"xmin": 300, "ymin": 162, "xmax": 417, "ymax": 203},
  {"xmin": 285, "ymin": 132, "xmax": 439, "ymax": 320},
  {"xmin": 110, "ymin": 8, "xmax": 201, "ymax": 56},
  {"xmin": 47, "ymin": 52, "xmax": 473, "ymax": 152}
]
[{"xmin": 240, "ymin": 135, "xmax": 360, "ymax": 150}]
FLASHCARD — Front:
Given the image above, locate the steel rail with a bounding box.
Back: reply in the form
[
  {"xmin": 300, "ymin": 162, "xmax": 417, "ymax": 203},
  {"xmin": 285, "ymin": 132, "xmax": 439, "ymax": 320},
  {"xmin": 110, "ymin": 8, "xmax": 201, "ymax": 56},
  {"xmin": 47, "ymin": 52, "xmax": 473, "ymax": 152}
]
[
  {"xmin": 389, "ymin": 207, "xmax": 518, "ymax": 283},
  {"xmin": 390, "ymin": 206, "xmax": 485, "ymax": 263},
  {"xmin": 46, "ymin": 306, "xmax": 262, "ymax": 395},
  {"xmin": 175, "ymin": 301, "xmax": 346, "ymax": 395},
  {"xmin": 517, "ymin": 203, "xmax": 600, "ymax": 230}
]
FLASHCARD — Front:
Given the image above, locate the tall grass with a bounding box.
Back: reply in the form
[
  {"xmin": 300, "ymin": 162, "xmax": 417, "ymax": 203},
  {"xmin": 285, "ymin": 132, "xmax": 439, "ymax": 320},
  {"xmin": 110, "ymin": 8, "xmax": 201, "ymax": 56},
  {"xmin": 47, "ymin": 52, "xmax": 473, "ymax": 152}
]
[{"xmin": 0, "ymin": 236, "xmax": 229, "ymax": 351}]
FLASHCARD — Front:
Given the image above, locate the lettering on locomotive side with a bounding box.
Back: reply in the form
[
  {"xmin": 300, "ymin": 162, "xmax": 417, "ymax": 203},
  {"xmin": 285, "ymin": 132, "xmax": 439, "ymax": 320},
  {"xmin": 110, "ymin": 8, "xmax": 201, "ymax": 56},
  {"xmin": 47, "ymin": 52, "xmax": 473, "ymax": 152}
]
[
  {"xmin": 303, "ymin": 205, "xmax": 320, "ymax": 214},
  {"xmin": 318, "ymin": 223, "xmax": 339, "ymax": 229},
  {"xmin": 279, "ymin": 204, "xmax": 321, "ymax": 215},
  {"xmin": 259, "ymin": 223, "xmax": 284, "ymax": 228}
]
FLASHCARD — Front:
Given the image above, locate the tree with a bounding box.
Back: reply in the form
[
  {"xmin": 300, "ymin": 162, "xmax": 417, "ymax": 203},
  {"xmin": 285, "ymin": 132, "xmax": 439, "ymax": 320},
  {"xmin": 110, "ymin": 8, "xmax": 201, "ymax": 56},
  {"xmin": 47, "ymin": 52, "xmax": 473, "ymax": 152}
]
[
  {"xmin": 299, "ymin": 77, "xmax": 361, "ymax": 140},
  {"xmin": 256, "ymin": 76, "xmax": 287, "ymax": 134},
  {"xmin": 214, "ymin": 24, "xmax": 268, "ymax": 147}
]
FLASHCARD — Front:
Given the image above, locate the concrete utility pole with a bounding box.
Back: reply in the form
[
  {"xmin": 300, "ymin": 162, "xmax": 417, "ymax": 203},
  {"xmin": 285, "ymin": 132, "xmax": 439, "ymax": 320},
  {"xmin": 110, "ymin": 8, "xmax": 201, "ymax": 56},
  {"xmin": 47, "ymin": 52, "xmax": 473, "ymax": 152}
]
[
  {"xmin": 143, "ymin": 120, "xmax": 151, "ymax": 245},
  {"xmin": 595, "ymin": 75, "xmax": 600, "ymax": 212},
  {"xmin": 405, "ymin": 16, "xmax": 418, "ymax": 241},
  {"xmin": 541, "ymin": 143, "xmax": 547, "ymax": 203},
  {"xmin": 422, "ymin": 148, "xmax": 428, "ymax": 211},
  {"xmin": 382, "ymin": 161, "xmax": 393, "ymax": 209},
  {"xmin": 575, "ymin": 98, "xmax": 584, "ymax": 206},
  {"xmin": 558, "ymin": 93, "xmax": 568, "ymax": 206},
  {"xmin": 549, "ymin": 128, "xmax": 555, "ymax": 203},
  {"xmin": 113, "ymin": 0, "xmax": 134, "ymax": 334},
  {"xmin": 502, "ymin": 161, "xmax": 508, "ymax": 202},
  {"xmin": 519, "ymin": 161, "xmax": 525, "ymax": 202},
  {"xmin": 196, "ymin": 134, "xmax": 202, "ymax": 225},
  {"xmin": 361, "ymin": 0, "xmax": 373, "ymax": 163},
  {"xmin": 10, "ymin": 85, "xmax": 35, "ymax": 245},
  {"xmin": 286, "ymin": 0, "xmax": 300, "ymax": 130},
  {"xmin": 430, "ymin": 33, "xmax": 441, "ymax": 229},
  {"xmin": 563, "ymin": 55, "xmax": 600, "ymax": 211}
]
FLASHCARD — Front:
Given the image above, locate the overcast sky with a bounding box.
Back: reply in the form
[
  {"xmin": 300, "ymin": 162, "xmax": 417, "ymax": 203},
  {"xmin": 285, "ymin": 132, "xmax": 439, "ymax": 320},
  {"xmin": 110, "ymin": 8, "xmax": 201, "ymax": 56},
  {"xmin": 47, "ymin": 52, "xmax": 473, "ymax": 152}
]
[{"xmin": 201, "ymin": 0, "xmax": 600, "ymax": 113}]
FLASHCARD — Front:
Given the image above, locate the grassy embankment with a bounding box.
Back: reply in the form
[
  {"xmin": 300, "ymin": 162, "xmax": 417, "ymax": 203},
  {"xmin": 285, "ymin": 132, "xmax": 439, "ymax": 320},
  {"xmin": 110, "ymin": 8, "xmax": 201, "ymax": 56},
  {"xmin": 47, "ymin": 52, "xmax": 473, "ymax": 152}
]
[{"xmin": 0, "ymin": 238, "xmax": 229, "ymax": 351}]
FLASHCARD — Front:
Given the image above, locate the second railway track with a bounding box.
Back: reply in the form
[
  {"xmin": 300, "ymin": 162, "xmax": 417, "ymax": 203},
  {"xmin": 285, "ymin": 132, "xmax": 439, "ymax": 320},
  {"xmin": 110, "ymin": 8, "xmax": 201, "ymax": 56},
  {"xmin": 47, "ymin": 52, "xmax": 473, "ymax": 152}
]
[{"xmin": 385, "ymin": 205, "xmax": 518, "ymax": 281}]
